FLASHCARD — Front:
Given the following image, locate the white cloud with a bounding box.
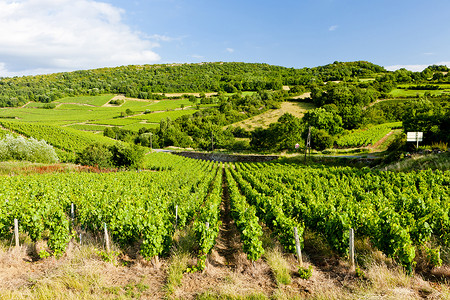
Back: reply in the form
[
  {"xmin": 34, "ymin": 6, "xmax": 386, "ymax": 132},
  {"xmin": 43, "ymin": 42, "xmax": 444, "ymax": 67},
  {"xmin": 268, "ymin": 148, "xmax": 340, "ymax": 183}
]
[
  {"xmin": 0, "ymin": 0, "xmax": 161, "ymax": 76},
  {"xmin": 226, "ymin": 48, "xmax": 234, "ymax": 53},
  {"xmin": 328, "ymin": 25, "xmax": 338, "ymax": 31},
  {"xmin": 385, "ymin": 61, "xmax": 450, "ymax": 72},
  {"xmin": 191, "ymin": 54, "xmax": 204, "ymax": 59},
  {"xmin": 150, "ymin": 34, "xmax": 176, "ymax": 42}
]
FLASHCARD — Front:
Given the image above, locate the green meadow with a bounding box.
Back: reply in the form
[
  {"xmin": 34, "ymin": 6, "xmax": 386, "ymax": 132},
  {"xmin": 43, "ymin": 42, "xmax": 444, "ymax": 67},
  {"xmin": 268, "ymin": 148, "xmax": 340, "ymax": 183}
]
[
  {"xmin": 389, "ymin": 83, "xmax": 450, "ymax": 97},
  {"xmin": 0, "ymin": 95, "xmax": 203, "ymax": 133}
]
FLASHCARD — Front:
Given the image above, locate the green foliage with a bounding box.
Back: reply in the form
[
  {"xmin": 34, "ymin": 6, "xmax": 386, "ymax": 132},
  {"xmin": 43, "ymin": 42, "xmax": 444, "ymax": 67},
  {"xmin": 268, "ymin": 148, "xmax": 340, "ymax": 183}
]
[
  {"xmin": 298, "ymin": 265, "xmax": 313, "ymax": 279},
  {"xmin": 38, "ymin": 250, "xmax": 51, "ymax": 259},
  {"xmin": 355, "ymin": 266, "xmax": 366, "ymax": 279},
  {"xmin": 96, "ymin": 249, "xmax": 120, "ymax": 264},
  {"xmin": 76, "ymin": 143, "xmax": 113, "ymax": 169},
  {"xmin": 109, "ymin": 144, "xmax": 145, "ymax": 170},
  {"xmin": 0, "ymin": 121, "xmax": 115, "ymax": 155},
  {"xmin": 43, "ymin": 103, "xmax": 56, "ymax": 109},
  {"xmin": 109, "ymin": 99, "xmax": 124, "ymax": 105},
  {"xmin": 226, "ymin": 167, "xmax": 264, "ymax": 261},
  {"xmin": 230, "ymin": 162, "xmax": 450, "ymax": 270},
  {"xmin": 310, "ymin": 128, "xmax": 334, "ymax": 151},
  {"xmin": 303, "ymin": 107, "xmax": 343, "ymax": 135},
  {"xmin": 250, "ymin": 113, "xmax": 305, "ymax": 151},
  {"xmin": 424, "ymin": 246, "xmax": 442, "ymax": 267},
  {"xmin": 0, "ymin": 155, "xmax": 221, "ymax": 261},
  {"xmin": 336, "ymin": 122, "xmax": 401, "ymax": 148},
  {"xmin": 402, "ymin": 99, "xmax": 450, "ymax": 144}
]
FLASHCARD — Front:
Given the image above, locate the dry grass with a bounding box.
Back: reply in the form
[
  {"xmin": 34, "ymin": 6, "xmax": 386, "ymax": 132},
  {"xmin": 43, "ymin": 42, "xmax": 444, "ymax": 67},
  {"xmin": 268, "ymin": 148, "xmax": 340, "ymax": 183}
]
[
  {"xmin": 0, "ymin": 237, "xmax": 165, "ymax": 299},
  {"xmin": 227, "ymin": 101, "xmax": 316, "ymax": 131},
  {"xmin": 382, "ymin": 152, "xmax": 450, "ymax": 172}
]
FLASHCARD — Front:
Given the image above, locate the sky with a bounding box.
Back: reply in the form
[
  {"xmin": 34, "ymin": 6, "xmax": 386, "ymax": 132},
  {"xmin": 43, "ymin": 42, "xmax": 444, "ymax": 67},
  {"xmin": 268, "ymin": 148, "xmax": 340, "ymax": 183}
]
[{"xmin": 1, "ymin": 0, "xmax": 450, "ymax": 77}]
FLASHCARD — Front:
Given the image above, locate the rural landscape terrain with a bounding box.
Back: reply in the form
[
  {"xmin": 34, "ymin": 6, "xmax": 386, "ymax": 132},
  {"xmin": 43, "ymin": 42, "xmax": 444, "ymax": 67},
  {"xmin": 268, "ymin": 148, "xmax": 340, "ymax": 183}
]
[{"xmin": 0, "ymin": 61, "xmax": 449, "ymax": 299}]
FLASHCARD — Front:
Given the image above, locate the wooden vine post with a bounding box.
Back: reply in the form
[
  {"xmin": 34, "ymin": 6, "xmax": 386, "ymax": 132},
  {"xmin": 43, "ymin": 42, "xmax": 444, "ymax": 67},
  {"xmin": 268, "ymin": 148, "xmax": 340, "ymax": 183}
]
[
  {"xmin": 14, "ymin": 218, "xmax": 19, "ymax": 248},
  {"xmin": 293, "ymin": 226, "xmax": 303, "ymax": 267},
  {"xmin": 70, "ymin": 203, "xmax": 75, "ymax": 220},
  {"xmin": 175, "ymin": 205, "xmax": 178, "ymax": 228},
  {"xmin": 104, "ymin": 223, "xmax": 110, "ymax": 253},
  {"xmin": 349, "ymin": 228, "xmax": 355, "ymax": 271}
]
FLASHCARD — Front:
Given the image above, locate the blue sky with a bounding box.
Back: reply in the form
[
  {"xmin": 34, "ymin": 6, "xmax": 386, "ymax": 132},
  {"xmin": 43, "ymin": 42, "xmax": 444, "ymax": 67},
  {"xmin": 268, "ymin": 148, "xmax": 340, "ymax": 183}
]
[{"xmin": 0, "ymin": 0, "xmax": 449, "ymax": 76}]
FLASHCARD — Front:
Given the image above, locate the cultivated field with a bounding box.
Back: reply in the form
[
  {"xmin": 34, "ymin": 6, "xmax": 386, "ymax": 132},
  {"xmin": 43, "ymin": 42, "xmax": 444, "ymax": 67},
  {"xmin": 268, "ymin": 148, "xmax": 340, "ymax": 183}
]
[
  {"xmin": 0, "ymin": 95, "xmax": 203, "ymax": 133},
  {"xmin": 0, "ymin": 154, "xmax": 449, "ymax": 299}
]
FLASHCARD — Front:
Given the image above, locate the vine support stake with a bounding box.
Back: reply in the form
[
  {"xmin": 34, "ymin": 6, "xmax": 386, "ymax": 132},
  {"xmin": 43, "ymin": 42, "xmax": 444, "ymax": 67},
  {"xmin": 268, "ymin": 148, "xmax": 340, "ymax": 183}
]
[
  {"xmin": 104, "ymin": 223, "xmax": 110, "ymax": 253},
  {"xmin": 14, "ymin": 218, "xmax": 19, "ymax": 248},
  {"xmin": 206, "ymin": 222, "xmax": 209, "ymax": 229},
  {"xmin": 175, "ymin": 205, "xmax": 178, "ymax": 228},
  {"xmin": 349, "ymin": 228, "xmax": 355, "ymax": 271},
  {"xmin": 293, "ymin": 226, "xmax": 303, "ymax": 267},
  {"xmin": 71, "ymin": 203, "xmax": 75, "ymax": 220},
  {"xmin": 79, "ymin": 233, "xmax": 82, "ymax": 245}
]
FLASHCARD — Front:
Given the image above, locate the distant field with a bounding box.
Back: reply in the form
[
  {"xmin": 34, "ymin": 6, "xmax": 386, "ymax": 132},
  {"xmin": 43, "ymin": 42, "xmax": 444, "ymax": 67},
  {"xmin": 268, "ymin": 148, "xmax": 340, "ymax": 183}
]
[
  {"xmin": 145, "ymin": 99, "xmax": 194, "ymax": 111},
  {"xmin": 0, "ymin": 95, "xmax": 216, "ymax": 136},
  {"xmin": 227, "ymin": 101, "xmax": 316, "ymax": 130},
  {"xmin": 389, "ymin": 89, "xmax": 446, "ymax": 97},
  {"xmin": 155, "ymin": 92, "xmax": 218, "ymax": 97},
  {"xmin": 66, "ymin": 124, "xmax": 110, "ymax": 131},
  {"xmin": 0, "ymin": 120, "xmax": 116, "ymax": 152},
  {"xmin": 336, "ymin": 122, "xmax": 402, "ymax": 148},
  {"xmin": 122, "ymin": 122, "xmax": 160, "ymax": 131},
  {"xmin": 90, "ymin": 118, "xmax": 142, "ymax": 126},
  {"xmin": 390, "ymin": 83, "xmax": 450, "ymax": 97},
  {"xmin": 130, "ymin": 110, "xmax": 197, "ymax": 123},
  {"xmin": 58, "ymin": 94, "xmax": 114, "ymax": 106}
]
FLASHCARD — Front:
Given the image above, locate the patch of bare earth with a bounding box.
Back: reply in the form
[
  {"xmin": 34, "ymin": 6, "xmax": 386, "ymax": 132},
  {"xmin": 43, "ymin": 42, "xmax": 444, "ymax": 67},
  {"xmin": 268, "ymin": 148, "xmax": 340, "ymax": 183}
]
[{"xmin": 290, "ymin": 92, "xmax": 311, "ymax": 99}]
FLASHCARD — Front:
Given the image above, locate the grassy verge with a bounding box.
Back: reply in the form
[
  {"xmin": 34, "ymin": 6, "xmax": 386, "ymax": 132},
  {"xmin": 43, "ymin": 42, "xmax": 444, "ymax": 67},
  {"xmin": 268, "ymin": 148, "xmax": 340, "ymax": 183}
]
[
  {"xmin": 380, "ymin": 152, "xmax": 450, "ymax": 172},
  {"xmin": 264, "ymin": 247, "xmax": 292, "ymax": 285}
]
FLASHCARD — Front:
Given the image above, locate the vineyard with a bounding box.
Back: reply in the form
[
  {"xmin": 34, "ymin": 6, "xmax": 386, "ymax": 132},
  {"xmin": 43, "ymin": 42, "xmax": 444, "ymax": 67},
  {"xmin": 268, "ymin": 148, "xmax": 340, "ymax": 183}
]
[
  {"xmin": 0, "ymin": 121, "xmax": 117, "ymax": 152},
  {"xmin": 0, "ymin": 153, "xmax": 449, "ymax": 298},
  {"xmin": 336, "ymin": 122, "xmax": 402, "ymax": 148}
]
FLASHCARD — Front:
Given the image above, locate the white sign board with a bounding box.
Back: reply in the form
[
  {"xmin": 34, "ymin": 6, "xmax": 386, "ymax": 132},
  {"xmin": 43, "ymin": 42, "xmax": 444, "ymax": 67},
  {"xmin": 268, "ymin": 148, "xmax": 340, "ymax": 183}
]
[{"xmin": 407, "ymin": 132, "xmax": 423, "ymax": 142}]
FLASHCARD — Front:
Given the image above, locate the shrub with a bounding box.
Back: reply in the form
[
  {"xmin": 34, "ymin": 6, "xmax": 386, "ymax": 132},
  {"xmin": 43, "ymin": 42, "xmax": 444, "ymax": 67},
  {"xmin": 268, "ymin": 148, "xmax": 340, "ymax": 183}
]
[
  {"xmin": 298, "ymin": 265, "xmax": 313, "ymax": 279},
  {"xmin": 109, "ymin": 143, "xmax": 145, "ymax": 169},
  {"xmin": 76, "ymin": 143, "xmax": 113, "ymax": 169},
  {"xmin": 43, "ymin": 103, "xmax": 56, "ymax": 109},
  {"xmin": 77, "ymin": 143, "xmax": 144, "ymax": 169},
  {"xmin": 0, "ymin": 135, "xmax": 59, "ymax": 163},
  {"xmin": 311, "ymin": 128, "xmax": 335, "ymax": 151},
  {"xmin": 109, "ymin": 99, "xmax": 124, "ymax": 105}
]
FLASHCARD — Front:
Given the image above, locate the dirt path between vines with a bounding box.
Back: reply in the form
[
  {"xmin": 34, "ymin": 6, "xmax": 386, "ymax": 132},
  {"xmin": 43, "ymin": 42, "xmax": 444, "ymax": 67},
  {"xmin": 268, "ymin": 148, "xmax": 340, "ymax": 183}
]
[
  {"xmin": 367, "ymin": 130, "xmax": 394, "ymax": 151},
  {"xmin": 173, "ymin": 168, "xmax": 276, "ymax": 299}
]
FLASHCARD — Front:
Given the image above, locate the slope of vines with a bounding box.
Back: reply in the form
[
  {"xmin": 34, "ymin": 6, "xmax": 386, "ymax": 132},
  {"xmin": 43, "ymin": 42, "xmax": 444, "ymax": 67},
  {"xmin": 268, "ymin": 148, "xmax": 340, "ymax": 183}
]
[{"xmin": 232, "ymin": 162, "xmax": 449, "ymax": 270}]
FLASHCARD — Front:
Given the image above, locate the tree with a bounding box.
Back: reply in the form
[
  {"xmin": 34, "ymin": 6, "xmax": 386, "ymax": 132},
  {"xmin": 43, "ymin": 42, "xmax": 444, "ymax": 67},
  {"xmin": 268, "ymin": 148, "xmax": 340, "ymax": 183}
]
[
  {"xmin": 303, "ymin": 108, "xmax": 343, "ymax": 135},
  {"xmin": 402, "ymin": 99, "xmax": 450, "ymax": 144},
  {"xmin": 76, "ymin": 143, "xmax": 113, "ymax": 169},
  {"xmin": 109, "ymin": 144, "xmax": 145, "ymax": 169},
  {"xmin": 250, "ymin": 113, "xmax": 305, "ymax": 151},
  {"xmin": 310, "ymin": 128, "xmax": 334, "ymax": 151}
]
